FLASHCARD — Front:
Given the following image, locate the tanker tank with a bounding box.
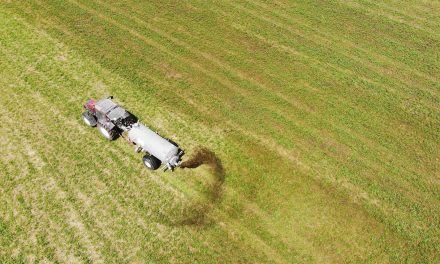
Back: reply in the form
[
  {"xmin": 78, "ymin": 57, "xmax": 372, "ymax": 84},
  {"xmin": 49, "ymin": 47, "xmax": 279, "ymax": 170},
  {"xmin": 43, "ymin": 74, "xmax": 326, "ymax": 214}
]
[{"xmin": 127, "ymin": 122, "xmax": 181, "ymax": 169}]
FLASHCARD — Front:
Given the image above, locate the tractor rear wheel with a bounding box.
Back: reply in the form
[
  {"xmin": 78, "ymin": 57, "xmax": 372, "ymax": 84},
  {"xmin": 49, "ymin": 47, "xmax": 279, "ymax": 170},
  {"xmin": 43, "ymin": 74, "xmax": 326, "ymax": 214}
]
[
  {"xmin": 142, "ymin": 155, "xmax": 161, "ymax": 170},
  {"xmin": 98, "ymin": 125, "xmax": 118, "ymax": 140},
  {"xmin": 82, "ymin": 111, "xmax": 97, "ymax": 127}
]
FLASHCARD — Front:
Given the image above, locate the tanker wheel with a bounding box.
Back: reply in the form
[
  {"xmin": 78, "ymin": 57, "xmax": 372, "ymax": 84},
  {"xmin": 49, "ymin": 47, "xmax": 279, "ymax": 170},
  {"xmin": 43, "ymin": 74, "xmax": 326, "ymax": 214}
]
[
  {"xmin": 142, "ymin": 155, "xmax": 161, "ymax": 170},
  {"xmin": 82, "ymin": 111, "xmax": 97, "ymax": 127},
  {"xmin": 98, "ymin": 125, "xmax": 118, "ymax": 141}
]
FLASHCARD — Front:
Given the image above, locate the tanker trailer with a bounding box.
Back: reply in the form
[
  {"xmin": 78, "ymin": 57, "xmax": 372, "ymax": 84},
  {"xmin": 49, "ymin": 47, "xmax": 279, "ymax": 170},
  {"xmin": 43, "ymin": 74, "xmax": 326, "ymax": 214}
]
[{"xmin": 82, "ymin": 96, "xmax": 183, "ymax": 171}]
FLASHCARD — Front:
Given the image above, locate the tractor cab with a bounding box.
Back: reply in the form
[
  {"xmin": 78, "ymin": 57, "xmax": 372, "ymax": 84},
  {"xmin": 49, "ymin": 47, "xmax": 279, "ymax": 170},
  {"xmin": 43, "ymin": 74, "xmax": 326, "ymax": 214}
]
[{"xmin": 86, "ymin": 97, "xmax": 138, "ymax": 131}]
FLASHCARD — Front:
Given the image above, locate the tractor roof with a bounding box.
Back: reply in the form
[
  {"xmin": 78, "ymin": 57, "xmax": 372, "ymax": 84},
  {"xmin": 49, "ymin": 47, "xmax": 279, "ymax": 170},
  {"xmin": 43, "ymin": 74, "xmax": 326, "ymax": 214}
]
[
  {"xmin": 95, "ymin": 98, "xmax": 118, "ymax": 113},
  {"xmin": 95, "ymin": 98, "xmax": 131, "ymax": 121}
]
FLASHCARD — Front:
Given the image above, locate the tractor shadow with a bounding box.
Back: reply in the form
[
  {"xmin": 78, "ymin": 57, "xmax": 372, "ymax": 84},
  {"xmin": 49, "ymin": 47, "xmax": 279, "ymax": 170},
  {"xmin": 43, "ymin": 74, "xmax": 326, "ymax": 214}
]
[{"xmin": 175, "ymin": 148, "xmax": 225, "ymax": 227}]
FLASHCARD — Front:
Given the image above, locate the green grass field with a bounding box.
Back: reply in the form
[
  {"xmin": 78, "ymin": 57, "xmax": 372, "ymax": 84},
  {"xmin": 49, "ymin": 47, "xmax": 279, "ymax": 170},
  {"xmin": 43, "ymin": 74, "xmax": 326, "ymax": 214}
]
[{"xmin": 1, "ymin": 0, "xmax": 439, "ymax": 263}]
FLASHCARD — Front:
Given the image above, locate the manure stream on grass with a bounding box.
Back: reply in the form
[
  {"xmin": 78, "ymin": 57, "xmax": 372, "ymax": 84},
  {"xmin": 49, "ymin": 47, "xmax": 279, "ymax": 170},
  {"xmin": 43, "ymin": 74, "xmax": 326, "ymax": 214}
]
[{"xmin": 174, "ymin": 147, "xmax": 225, "ymax": 226}]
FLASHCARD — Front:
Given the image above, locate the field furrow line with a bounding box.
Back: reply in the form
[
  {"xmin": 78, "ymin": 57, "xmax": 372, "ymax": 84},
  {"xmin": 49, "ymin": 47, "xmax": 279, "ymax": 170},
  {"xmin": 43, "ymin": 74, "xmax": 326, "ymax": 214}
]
[
  {"xmin": 338, "ymin": 0, "xmax": 439, "ymax": 33},
  {"xmin": 239, "ymin": 0, "xmax": 440, "ymax": 96},
  {"xmin": 379, "ymin": 0, "xmax": 440, "ymax": 20},
  {"xmin": 247, "ymin": 0, "xmax": 440, "ymax": 95},
  {"xmin": 227, "ymin": 0, "xmax": 440, "ymax": 86}
]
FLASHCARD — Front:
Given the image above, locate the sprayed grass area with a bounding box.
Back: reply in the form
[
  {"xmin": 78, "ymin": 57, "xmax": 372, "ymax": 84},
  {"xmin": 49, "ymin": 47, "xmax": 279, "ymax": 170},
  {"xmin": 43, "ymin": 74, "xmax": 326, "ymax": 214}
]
[{"xmin": 0, "ymin": 1, "xmax": 439, "ymax": 263}]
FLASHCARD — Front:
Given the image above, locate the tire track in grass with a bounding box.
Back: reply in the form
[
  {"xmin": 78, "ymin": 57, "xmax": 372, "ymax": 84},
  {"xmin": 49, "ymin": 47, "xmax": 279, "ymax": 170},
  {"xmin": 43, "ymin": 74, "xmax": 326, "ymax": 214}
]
[
  {"xmin": 246, "ymin": 0, "xmax": 440, "ymax": 95},
  {"xmin": 338, "ymin": 0, "xmax": 440, "ymax": 34},
  {"xmin": 226, "ymin": 0, "xmax": 440, "ymax": 99},
  {"xmin": 254, "ymin": 0, "xmax": 440, "ymax": 85}
]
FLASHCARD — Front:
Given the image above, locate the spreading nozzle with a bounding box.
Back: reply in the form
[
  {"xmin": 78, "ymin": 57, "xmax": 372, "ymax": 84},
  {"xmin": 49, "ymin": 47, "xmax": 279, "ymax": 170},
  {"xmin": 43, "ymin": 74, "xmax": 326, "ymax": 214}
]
[{"xmin": 163, "ymin": 150, "xmax": 184, "ymax": 171}]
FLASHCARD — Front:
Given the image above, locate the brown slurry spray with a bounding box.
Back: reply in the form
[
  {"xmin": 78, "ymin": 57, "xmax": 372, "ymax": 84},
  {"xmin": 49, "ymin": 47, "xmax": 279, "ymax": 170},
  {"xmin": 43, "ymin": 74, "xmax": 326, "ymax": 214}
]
[
  {"xmin": 180, "ymin": 148, "xmax": 225, "ymax": 192},
  {"xmin": 177, "ymin": 148, "xmax": 225, "ymax": 225}
]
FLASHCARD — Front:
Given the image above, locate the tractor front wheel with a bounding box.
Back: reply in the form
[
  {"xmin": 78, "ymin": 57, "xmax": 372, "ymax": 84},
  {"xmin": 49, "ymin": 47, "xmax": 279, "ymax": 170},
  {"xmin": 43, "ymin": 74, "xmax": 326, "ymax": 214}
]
[
  {"xmin": 142, "ymin": 155, "xmax": 161, "ymax": 170},
  {"xmin": 82, "ymin": 111, "xmax": 97, "ymax": 127}
]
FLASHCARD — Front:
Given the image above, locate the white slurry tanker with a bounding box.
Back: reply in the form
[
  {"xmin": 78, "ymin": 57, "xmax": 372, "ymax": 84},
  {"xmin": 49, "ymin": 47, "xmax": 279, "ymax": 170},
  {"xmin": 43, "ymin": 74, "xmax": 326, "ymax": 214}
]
[{"xmin": 82, "ymin": 96, "xmax": 183, "ymax": 171}]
